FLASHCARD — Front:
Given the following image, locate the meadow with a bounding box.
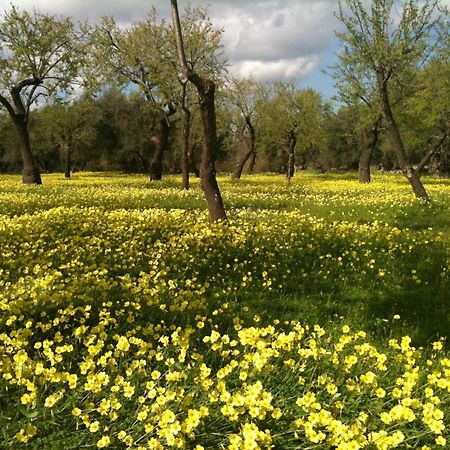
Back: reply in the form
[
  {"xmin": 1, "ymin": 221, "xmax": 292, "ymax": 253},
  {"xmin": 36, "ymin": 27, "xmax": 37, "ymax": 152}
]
[{"xmin": 0, "ymin": 172, "xmax": 449, "ymax": 449}]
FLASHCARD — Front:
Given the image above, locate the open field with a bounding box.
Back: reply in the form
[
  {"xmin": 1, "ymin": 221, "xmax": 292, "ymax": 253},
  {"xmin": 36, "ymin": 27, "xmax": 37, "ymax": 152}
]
[{"xmin": 1, "ymin": 172, "xmax": 449, "ymax": 449}]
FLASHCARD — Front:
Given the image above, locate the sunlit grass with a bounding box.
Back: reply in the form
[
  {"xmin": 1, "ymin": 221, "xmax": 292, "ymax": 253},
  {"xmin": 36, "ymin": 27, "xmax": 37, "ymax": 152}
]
[{"xmin": 0, "ymin": 172, "xmax": 449, "ymax": 449}]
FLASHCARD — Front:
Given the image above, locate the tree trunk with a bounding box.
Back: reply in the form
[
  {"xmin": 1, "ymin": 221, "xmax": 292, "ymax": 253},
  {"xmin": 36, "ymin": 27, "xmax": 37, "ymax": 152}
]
[
  {"xmin": 190, "ymin": 146, "xmax": 200, "ymax": 178},
  {"xmin": 14, "ymin": 118, "xmax": 42, "ymax": 185},
  {"xmin": 197, "ymin": 80, "xmax": 226, "ymax": 221},
  {"xmin": 248, "ymin": 151, "xmax": 257, "ymax": 174},
  {"xmin": 171, "ymin": 0, "xmax": 226, "ymax": 221},
  {"xmin": 378, "ymin": 77, "xmax": 429, "ymax": 201},
  {"xmin": 149, "ymin": 113, "xmax": 171, "ymax": 181},
  {"xmin": 232, "ymin": 137, "xmax": 253, "ymax": 180},
  {"xmin": 286, "ymin": 132, "xmax": 297, "ymax": 185},
  {"xmin": 359, "ymin": 115, "xmax": 382, "ymax": 183},
  {"xmin": 232, "ymin": 117, "xmax": 256, "ymax": 180},
  {"xmin": 64, "ymin": 143, "xmax": 72, "ymax": 179},
  {"xmin": 181, "ymin": 107, "xmax": 191, "ymax": 190}
]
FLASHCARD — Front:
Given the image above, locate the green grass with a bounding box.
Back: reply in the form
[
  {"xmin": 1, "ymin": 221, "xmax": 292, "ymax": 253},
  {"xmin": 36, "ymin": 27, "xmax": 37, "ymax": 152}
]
[{"xmin": 0, "ymin": 171, "xmax": 449, "ymax": 449}]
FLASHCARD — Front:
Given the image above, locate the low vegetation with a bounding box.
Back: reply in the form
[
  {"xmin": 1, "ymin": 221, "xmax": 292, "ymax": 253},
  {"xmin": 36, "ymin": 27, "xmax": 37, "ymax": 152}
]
[{"xmin": 1, "ymin": 173, "xmax": 449, "ymax": 449}]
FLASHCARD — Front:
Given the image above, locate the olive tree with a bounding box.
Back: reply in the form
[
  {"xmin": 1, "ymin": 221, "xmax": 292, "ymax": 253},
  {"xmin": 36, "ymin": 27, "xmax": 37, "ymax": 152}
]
[
  {"xmin": 170, "ymin": 0, "xmax": 226, "ymax": 221},
  {"xmin": 0, "ymin": 6, "xmax": 84, "ymax": 184},
  {"xmin": 226, "ymin": 76, "xmax": 265, "ymax": 179},
  {"xmin": 90, "ymin": 11, "xmax": 177, "ymax": 181},
  {"xmin": 336, "ymin": 0, "xmax": 444, "ymax": 200}
]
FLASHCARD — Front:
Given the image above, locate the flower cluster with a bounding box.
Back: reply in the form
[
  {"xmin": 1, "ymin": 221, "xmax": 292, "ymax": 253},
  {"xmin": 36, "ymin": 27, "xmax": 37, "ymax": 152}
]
[{"xmin": 0, "ymin": 172, "xmax": 449, "ymax": 448}]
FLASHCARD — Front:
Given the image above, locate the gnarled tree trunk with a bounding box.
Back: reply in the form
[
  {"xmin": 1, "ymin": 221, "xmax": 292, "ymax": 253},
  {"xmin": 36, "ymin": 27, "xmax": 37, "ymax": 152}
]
[{"xmin": 14, "ymin": 118, "xmax": 42, "ymax": 184}]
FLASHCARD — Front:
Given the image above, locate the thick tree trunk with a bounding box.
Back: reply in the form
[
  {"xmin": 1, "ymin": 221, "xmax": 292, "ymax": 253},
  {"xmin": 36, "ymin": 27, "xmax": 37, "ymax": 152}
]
[
  {"xmin": 378, "ymin": 77, "xmax": 429, "ymax": 201},
  {"xmin": 359, "ymin": 115, "xmax": 382, "ymax": 183},
  {"xmin": 197, "ymin": 80, "xmax": 226, "ymax": 221},
  {"xmin": 181, "ymin": 107, "xmax": 191, "ymax": 190},
  {"xmin": 149, "ymin": 113, "xmax": 171, "ymax": 181},
  {"xmin": 14, "ymin": 119, "xmax": 42, "ymax": 185}
]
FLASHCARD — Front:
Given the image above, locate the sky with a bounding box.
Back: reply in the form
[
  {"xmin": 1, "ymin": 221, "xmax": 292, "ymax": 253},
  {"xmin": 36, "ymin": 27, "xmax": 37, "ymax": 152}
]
[{"xmin": 1, "ymin": 0, "xmax": 425, "ymax": 99}]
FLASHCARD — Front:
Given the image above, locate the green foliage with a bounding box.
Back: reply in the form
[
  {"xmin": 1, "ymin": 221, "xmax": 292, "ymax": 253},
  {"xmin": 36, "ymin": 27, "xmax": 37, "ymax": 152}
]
[{"xmin": 0, "ymin": 6, "xmax": 85, "ymax": 103}]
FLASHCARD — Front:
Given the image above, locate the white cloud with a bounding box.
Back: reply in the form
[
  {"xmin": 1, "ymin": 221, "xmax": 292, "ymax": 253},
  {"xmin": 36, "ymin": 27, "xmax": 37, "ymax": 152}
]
[
  {"xmin": 231, "ymin": 56, "xmax": 320, "ymax": 83},
  {"xmin": 5, "ymin": 0, "xmax": 340, "ymax": 86}
]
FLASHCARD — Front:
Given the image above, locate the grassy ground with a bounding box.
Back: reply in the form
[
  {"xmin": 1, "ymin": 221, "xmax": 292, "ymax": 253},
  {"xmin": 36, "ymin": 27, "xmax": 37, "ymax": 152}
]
[{"xmin": 0, "ymin": 172, "xmax": 449, "ymax": 449}]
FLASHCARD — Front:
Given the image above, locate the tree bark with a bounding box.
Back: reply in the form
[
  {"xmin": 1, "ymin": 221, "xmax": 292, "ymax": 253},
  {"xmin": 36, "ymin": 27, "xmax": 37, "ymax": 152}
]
[
  {"xmin": 378, "ymin": 76, "xmax": 429, "ymax": 201},
  {"xmin": 232, "ymin": 117, "xmax": 256, "ymax": 180},
  {"xmin": 359, "ymin": 115, "xmax": 382, "ymax": 183},
  {"xmin": 14, "ymin": 118, "xmax": 42, "ymax": 184},
  {"xmin": 196, "ymin": 80, "xmax": 227, "ymax": 221},
  {"xmin": 248, "ymin": 151, "xmax": 257, "ymax": 174},
  {"xmin": 1, "ymin": 81, "xmax": 42, "ymax": 185},
  {"xmin": 149, "ymin": 110, "xmax": 173, "ymax": 181},
  {"xmin": 171, "ymin": 0, "xmax": 226, "ymax": 221}
]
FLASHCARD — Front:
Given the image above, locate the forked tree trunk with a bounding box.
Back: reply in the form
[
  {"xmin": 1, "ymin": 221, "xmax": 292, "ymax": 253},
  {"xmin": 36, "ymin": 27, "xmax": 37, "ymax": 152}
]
[
  {"xmin": 63, "ymin": 142, "xmax": 72, "ymax": 178},
  {"xmin": 181, "ymin": 106, "xmax": 191, "ymax": 190},
  {"xmin": 359, "ymin": 115, "xmax": 382, "ymax": 183},
  {"xmin": 14, "ymin": 118, "xmax": 42, "ymax": 185},
  {"xmin": 171, "ymin": 0, "xmax": 226, "ymax": 221},
  {"xmin": 232, "ymin": 118, "xmax": 256, "ymax": 180},
  {"xmin": 378, "ymin": 77, "xmax": 429, "ymax": 201},
  {"xmin": 232, "ymin": 136, "xmax": 253, "ymax": 180}
]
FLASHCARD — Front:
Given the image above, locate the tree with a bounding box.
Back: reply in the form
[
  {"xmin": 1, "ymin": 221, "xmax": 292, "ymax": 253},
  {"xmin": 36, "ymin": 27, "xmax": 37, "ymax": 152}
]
[
  {"xmin": 226, "ymin": 76, "xmax": 264, "ymax": 179},
  {"xmin": 331, "ymin": 43, "xmax": 383, "ymax": 183},
  {"xmin": 0, "ymin": 6, "xmax": 84, "ymax": 184},
  {"xmin": 258, "ymin": 83, "xmax": 326, "ymax": 182},
  {"xmin": 167, "ymin": 5, "xmax": 227, "ymax": 190},
  {"xmin": 170, "ymin": 0, "xmax": 226, "ymax": 221},
  {"xmin": 91, "ymin": 11, "xmax": 177, "ymax": 181},
  {"xmin": 31, "ymin": 98, "xmax": 101, "ymax": 177},
  {"xmin": 336, "ymin": 0, "xmax": 444, "ymax": 200}
]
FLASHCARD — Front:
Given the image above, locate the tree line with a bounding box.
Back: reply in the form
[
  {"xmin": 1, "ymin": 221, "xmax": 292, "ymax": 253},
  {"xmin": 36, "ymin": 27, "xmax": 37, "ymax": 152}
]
[{"xmin": 0, "ymin": 0, "xmax": 449, "ymax": 218}]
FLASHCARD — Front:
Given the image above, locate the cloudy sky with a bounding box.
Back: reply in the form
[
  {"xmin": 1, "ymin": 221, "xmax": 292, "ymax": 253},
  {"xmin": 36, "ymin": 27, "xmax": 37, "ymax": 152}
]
[{"xmin": 0, "ymin": 0, "xmax": 408, "ymax": 98}]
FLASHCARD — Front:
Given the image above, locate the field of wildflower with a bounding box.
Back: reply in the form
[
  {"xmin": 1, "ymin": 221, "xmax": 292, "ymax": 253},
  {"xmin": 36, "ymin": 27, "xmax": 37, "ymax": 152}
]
[{"xmin": 0, "ymin": 172, "xmax": 449, "ymax": 449}]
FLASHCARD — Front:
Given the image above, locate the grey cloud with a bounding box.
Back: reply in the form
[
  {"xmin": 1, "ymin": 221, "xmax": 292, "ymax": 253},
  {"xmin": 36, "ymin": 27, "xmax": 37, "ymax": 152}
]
[{"xmin": 8, "ymin": 0, "xmax": 341, "ymax": 84}]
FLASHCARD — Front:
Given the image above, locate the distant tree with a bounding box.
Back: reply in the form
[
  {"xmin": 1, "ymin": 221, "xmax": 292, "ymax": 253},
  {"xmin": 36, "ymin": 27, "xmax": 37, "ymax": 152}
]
[
  {"xmin": 170, "ymin": 0, "xmax": 226, "ymax": 221},
  {"xmin": 226, "ymin": 76, "xmax": 265, "ymax": 179},
  {"xmin": 0, "ymin": 7, "xmax": 84, "ymax": 184},
  {"xmin": 331, "ymin": 41, "xmax": 383, "ymax": 183},
  {"xmin": 258, "ymin": 83, "xmax": 326, "ymax": 182},
  {"xmin": 336, "ymin": 0, "xmax": 445, "ymax": 200},
  {"xmin": 31, "ymin": 98, "xmax": 101, "ymax": 177},
  {"xmin": 90, "ymin": 11, "xmax": 177, "ymax": 181}
]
